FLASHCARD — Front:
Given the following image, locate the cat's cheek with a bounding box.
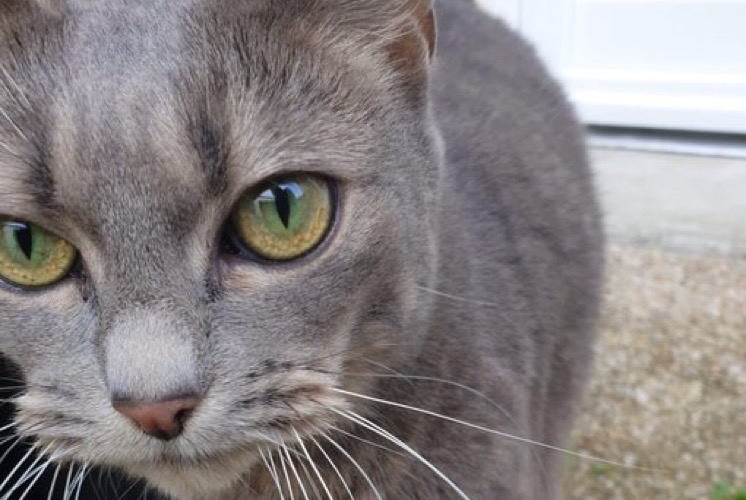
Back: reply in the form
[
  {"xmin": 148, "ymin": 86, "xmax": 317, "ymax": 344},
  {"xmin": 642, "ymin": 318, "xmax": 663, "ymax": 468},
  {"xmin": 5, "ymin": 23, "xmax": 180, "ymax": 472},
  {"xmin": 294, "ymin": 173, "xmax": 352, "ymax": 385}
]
[
  {"xmin": 0, "ymin": 282, "xmax": 86, "ymax": 361},
  {"xmin": 0, "ymin": 279, "xmax": 83, "ymax": 310}
]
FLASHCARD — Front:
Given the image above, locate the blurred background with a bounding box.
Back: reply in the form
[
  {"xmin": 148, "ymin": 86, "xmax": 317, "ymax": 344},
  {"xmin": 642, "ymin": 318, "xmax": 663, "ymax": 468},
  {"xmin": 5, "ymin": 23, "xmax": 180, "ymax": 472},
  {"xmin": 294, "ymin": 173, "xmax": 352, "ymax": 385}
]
[{"xmin": 476, "ymin": 1, "xmax": 746, "ymax": 498}]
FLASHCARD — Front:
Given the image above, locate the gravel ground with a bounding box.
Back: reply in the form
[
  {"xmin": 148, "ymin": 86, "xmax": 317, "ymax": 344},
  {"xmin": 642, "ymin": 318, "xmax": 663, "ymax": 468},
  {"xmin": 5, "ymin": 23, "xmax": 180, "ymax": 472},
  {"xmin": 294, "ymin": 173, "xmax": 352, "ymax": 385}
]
[{"xmin": 565, "ymin": 244, "xmax": 746, "ymax": 499}]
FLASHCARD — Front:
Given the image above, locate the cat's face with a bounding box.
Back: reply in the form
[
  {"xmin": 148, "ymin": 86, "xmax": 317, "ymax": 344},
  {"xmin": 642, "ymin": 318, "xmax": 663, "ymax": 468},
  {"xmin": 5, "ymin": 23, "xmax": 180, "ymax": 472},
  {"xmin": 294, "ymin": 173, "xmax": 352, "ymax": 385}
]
[{"xmin": 0, "ymin": 0, "xmax": 439, "ymax": 497}]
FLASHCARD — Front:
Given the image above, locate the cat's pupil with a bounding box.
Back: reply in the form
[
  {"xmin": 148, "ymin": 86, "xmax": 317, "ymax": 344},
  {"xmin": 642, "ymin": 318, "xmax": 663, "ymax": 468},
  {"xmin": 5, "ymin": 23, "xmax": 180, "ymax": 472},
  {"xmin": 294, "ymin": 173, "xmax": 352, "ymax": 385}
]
[
  {"xmin": 272, "ymin": 186, "xmax": 291, "ymax": 228},
  {"xmin": 13, "ymin": 224, "xmax": 33, "ymax": 260}
]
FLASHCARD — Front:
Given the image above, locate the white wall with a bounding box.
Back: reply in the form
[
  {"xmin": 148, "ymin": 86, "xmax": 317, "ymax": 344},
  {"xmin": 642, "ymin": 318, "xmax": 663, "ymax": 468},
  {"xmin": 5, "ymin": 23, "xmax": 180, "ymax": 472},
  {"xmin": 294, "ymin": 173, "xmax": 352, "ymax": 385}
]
[
  {"xmin": 475, "ymin": 0, "xmax": 746, "ymax": 134},
  {"xmin": 475, "ymin": 0, "xmax": 521, "ymax": 27}
]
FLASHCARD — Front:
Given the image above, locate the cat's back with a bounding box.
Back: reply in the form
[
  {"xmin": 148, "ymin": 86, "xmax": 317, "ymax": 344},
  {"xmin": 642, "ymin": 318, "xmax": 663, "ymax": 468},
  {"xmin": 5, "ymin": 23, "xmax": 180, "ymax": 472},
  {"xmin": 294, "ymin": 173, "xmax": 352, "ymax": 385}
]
[
  {"xmin": 432, "ymin": 0, "xmax": 602, "ymax": 290},
  {"xmin": 428, "ymin": 4, "xmax": 603, "ymax": 496}
]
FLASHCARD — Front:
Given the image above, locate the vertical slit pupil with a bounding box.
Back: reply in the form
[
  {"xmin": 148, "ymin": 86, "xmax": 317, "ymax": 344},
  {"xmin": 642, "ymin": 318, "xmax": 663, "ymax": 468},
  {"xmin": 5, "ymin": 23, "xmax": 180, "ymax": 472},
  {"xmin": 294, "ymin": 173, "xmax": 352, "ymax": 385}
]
[
  {"xmin": 14, "ymin": 224, "xmax": 33, "ymax": 260},
  {"xmin": 272, "ymin": 186, "xmax": 291, "ymax": 228}
]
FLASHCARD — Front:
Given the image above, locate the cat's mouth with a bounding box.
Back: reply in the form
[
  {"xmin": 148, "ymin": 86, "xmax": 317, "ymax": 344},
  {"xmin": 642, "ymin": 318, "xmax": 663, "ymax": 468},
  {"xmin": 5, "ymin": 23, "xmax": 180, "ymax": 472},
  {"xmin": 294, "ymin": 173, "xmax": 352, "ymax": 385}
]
[
  {"xmin": 151, "ymin": 443, "xmax": 254, "ymax": 468},
  {"xmin": 15, "ymin": 367, "xmax": 349, "ymax": 496},
  {"xmin": 122, "ymin": 445, "xmax": 262, "ymax": 498},
  {"xmin": 120, "ymin": 416, "xmax": 336, "ymax": 492}
]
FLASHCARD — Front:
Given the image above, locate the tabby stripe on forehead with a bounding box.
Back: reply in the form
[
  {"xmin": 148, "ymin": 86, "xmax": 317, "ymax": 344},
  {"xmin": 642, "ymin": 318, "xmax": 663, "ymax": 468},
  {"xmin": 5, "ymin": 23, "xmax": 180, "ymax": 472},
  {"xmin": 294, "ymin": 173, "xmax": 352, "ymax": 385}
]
[
  {"xmin": 25, "ymin": 133, "xmax": 57, "ymax": 211},
  {"xmin": 188, "ymin": 97, "xmax": 230, "ymax": 196}
]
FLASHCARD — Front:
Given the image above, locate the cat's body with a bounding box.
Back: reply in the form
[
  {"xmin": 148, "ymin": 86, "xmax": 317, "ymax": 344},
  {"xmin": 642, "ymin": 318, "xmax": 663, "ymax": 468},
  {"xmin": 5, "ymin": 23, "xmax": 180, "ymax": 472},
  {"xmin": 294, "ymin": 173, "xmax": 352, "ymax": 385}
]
[{"xmin": 0, "ymin": 0, "xmax": 602, "ymax": 499}]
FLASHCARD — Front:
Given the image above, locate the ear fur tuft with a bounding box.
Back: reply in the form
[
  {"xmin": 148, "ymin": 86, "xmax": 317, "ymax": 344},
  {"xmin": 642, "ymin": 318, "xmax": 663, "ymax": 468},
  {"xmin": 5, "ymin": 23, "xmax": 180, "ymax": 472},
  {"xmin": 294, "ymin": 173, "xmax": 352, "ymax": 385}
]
[
  {"xmin": 411, "ymin": 0, "xmax": 436, "ymax": 60},
  {"xmin": 387, "ymin": 0, "xmax": 436, "ymax": 79}
]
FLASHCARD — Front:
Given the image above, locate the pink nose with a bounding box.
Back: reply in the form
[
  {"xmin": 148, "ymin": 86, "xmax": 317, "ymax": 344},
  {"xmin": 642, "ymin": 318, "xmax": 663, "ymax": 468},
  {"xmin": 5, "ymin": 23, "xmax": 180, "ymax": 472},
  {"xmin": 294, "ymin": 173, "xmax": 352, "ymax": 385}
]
[{"xmin": 113, "ymin": 397, "xmax": 200, "ymax": 441}]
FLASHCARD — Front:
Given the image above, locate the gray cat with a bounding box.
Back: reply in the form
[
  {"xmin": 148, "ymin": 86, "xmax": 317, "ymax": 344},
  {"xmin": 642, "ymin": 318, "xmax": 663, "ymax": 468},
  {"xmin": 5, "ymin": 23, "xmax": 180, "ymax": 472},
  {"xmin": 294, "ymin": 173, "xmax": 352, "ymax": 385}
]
[{"xmin": 0, "ymin": 0, "xmax": 603, "ymax": 499}]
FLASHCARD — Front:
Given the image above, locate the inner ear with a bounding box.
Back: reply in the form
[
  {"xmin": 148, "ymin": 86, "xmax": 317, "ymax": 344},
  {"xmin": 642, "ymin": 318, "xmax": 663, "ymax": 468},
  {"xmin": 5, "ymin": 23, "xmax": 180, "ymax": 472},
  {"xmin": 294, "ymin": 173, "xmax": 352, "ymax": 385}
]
[
  {"xmin": 387, "ymin": 0, "xmax": 436, "ymax": 74},
  {"xmin": 418, "ymin": 3, "xmax": 436, "ymax": 60}
]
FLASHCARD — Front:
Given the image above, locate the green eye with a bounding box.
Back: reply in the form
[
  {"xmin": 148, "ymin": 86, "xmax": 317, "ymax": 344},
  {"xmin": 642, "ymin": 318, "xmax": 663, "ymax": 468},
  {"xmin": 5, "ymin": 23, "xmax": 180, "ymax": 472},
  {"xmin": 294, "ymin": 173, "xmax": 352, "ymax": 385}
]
[
  {"xmin": 0, "ymin": 219, "xmax": 77, "ymax": 288},
  {"xmin": 230, "ymin": 175, "xmax": 334, "ymax": 261}
]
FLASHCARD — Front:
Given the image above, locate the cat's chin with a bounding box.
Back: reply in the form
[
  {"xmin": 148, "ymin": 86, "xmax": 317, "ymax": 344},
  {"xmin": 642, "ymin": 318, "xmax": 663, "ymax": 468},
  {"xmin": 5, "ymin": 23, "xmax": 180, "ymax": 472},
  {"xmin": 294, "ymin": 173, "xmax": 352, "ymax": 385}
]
[{"xmin": 124, "ymin": 447, "xmax": 259, "ymax": 500}]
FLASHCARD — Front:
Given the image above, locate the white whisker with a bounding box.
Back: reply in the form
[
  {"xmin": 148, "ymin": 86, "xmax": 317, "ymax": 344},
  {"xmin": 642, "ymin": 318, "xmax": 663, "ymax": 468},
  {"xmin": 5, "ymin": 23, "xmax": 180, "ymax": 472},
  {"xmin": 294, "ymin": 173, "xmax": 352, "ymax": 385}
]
[
  {"xmin": 416, "ymin": 285, "xmax": 522, "ymax": 330},
  {"xmin": 343, "ymin": 368, "xmax": 551, "ymax": 495},
  {"xmin": 331, "ymin": 387, "xmax": 661, "ymax": 473},
  {"xmin": 47, "ymin": 463, "xmax": 62, "ymax": 500},
  {"xmin": 0, "ymin": 433, "xmax": 19, "ymax": 450},
  {"xmin": 0, "ymin": 385, "xmax": 26, "ymax": 390},
  {"xmin": 16, "ymin": 458, "xmax": 51, "ymax": 500},
  {"xmin": 259, "ymin": 447, "xmax": 286, "ymax": 500},
  {"xmin": 357, "ymin": 358, "xmax": 403, "ymax": 376},
  {"xmin": 72, "ymin": 463, "xmax": 89, "ymax": 500},
  {"xmin": 416, "ymin": 285, "xmax": 503, "ymax": 308},
  {"xmin": 337, "ymin": 408, "xmax": 472, "ymax": 500},
  {"xmin": 1, "ymin": 445, "xmax": 51, "ymax": 500},
  {"xmin": 328, "ymin": 425, "xmax": 405, "ymax": 458},
  {"xmin": 0, "ymin": 434, "xmax": 23, "ymax": 465},
  {"xmin": 62, "ymin": 464, "xmax": 75, "ymax": 500},
  {"xmin": 293, "ymin": 427, "xmax": 334, "ymax": 500},
  {"xmin": 292, "ymin": 444, "xmax": 323, "ymax": 500},
  {"xmin": 277, "ymin": 439, "xmax": 296, "ymax": 500},
  {"xmin": 259, "ymin": 434, "xmax": 326, "ymax": 500},
  {"xmin": 308, "ymin": 432, "xmax": 355, "ymax": 500},
  {"xmin": 319, "ymin": 430, "xmax": 383, "ymax": 500},
  {"xmin": 281, "ymin": 440, "xmax": 310, "ymax": 500},
  {"xmin": 0, "ymin": 105, "xmax": 28, "ymax": 142},
  {"xmin": 114, "ymin": 471, "xmax": 142, "ymax": 500},
  {"xmin": 345, "ymin": 371, "xmax": 516, "ymax": 422},
  {"xmin": 0, "ymin": 444, "xmax": 36, "ymax": 494},
  {"xmin": 0, "ymin": 66, "xmax": 31, "ymax": 108},
  {"xmin": 0, "ymin": 419, "xmax": 17, "ymax": 432}
]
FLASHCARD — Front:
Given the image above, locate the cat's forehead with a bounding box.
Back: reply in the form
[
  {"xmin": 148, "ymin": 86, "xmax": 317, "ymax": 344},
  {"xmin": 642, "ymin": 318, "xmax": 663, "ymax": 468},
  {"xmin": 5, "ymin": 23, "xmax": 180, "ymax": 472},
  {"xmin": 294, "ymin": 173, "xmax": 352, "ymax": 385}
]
[
  {"xmin": 0, "ymin": 3, "xmax": 214, "ymax": 245},
  {"xmin": 0, "ymin": 0, "xmax": 393, "ymax": 237}
]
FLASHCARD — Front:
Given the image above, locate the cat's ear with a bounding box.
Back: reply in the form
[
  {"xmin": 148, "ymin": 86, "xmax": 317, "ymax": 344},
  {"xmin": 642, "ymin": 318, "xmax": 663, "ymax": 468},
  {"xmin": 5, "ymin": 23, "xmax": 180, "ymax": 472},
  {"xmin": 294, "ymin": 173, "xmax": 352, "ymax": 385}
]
[
  {"xmin": 410, "ymin": 0, "xmax": 436, "ymax": 61},
  {"xmin": 387, "ymin": 0, "xmax": 436, "ymax": 74}
]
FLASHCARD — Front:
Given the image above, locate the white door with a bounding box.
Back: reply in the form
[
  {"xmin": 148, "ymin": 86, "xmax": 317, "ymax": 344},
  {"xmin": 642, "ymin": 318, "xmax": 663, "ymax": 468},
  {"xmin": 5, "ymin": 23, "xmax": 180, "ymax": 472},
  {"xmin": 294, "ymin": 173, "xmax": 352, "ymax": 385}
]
[{"xmin": 477, "ymin": 0, "xmax": 746, "ymax": 134}]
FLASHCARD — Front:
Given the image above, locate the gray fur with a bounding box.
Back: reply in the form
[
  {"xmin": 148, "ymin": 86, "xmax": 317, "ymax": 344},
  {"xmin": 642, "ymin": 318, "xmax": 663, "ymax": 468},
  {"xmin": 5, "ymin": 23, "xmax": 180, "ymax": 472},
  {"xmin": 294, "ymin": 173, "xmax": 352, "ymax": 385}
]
[{"xmin": 0, "ymin": 0, "xmax": 602, "ymax": 498}]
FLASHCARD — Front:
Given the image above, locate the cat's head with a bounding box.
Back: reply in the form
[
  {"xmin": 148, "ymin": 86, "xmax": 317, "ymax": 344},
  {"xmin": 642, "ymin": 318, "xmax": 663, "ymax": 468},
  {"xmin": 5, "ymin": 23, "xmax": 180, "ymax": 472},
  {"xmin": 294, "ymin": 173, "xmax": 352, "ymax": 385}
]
[{"xmin": 0, "ymin": 0, "xmax": 440, "ymax": 496}]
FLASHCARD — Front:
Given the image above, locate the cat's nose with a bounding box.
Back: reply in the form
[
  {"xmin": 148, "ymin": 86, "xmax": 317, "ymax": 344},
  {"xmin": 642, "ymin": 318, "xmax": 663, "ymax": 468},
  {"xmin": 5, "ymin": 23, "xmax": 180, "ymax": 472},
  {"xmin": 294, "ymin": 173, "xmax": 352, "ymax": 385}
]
[{"xmin": 112, "ymin": 396, "xmax": 200, "ymax": 441}]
